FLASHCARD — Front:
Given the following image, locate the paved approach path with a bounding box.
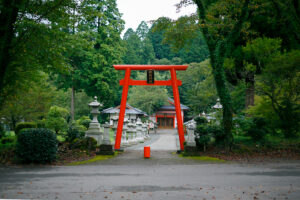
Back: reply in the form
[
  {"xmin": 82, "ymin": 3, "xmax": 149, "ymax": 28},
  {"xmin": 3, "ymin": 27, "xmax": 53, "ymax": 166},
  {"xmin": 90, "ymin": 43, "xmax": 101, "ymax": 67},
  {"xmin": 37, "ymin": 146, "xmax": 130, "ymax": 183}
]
[
  {"xmin": 127, "ymin": 129, "xmax": 179, "ymax": 151},
  {"xmin": 1, "ymin": 130, "xmax": 300, "ymax": 200}
]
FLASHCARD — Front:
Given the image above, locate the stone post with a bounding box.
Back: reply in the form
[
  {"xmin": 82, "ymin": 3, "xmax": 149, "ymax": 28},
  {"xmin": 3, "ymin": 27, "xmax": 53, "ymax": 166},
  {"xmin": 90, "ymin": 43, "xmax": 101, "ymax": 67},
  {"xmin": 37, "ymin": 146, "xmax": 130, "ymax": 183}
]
[
  {"xmin": 85, "ymin": 96, "xmax": 103, "ymax": 144},
  {"xmin": 102, "ymin": 122, "xmax": 111, "ymax": 145}
]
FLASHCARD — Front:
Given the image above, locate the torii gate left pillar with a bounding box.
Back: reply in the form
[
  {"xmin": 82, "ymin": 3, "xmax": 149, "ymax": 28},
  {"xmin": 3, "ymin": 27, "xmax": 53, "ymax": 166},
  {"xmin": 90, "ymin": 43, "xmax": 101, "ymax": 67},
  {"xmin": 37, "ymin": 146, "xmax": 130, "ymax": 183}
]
[{"xmin": 113, "ymin": 65, "xmax": 188, "ymax": 151}]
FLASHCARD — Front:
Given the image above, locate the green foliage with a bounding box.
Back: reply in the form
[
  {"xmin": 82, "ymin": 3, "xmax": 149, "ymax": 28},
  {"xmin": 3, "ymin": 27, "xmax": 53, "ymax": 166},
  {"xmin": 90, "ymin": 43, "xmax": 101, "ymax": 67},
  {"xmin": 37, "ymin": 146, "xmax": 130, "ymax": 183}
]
[
  {"xmin": 66, "ymin": 123, "xmax": 85, "ymax": 142},
  {"xmin": 16, "ymin": 128, "xmax": 57, "ymax": 163},
  {"xmin": 76, "ymin": 116, "xmax": 91, "ymax": 129},
  {"xmin": 233, "ymin": 115, "xmax": 253, "ymax": 135},
  {"xmin": 195, "ymin": 117, "xmax": 211, "ymax": 151},
  {"xmin": 123, "ymin": 22, "xmax": 155, "ymax": 65},
  {"xmin": 15, "ymin": 122, "xmax": 37, "ymax": 136},
  {"xmin": 243, "ymin": 37, "xmax": 281, "ymax": 72},
  {"xmin": 0, "ymin": 124, "xmax": 4, "ymax": 139},
  {"xmin": 0, "ymin": 0, "xmax": 80, "ymax": 107},
  {"xmin": 69, "ymin": 137, "xmax": 97, "ymax": 151},
  {"xmin": 178, "ymin": 60, "xmax": 217, "ymax": 115},
  {"xmin": 0, "ymin": 141, "xmax": 16, "ymax": 164},
  {"xmin": 194, "ymin": 116, "xmax": 208, "ymax": 124},
  {"xmin": 255, "ymin": 50, "xmax": 300, "ymax": 138},
  {"xmin": 1, "ymin": 136, "xmax": 16, "ymax": 145},
  {"xmin": 36, "ymin": 120, "xmax": 46, "ymax": 128},
  {"xmin": 0, "ymin": 73, "xmax": 57, "ymax": 129},
  {"xmin": 128, "ymin": 72, "xmax": 168, "ymax": 114},
  {"xmin": 45, "ymin": 106, "xmax": 68, "ymax": 134},
  {"xmin": 246, "ymin": 117, "xmax": 268, "ymax": 142}
]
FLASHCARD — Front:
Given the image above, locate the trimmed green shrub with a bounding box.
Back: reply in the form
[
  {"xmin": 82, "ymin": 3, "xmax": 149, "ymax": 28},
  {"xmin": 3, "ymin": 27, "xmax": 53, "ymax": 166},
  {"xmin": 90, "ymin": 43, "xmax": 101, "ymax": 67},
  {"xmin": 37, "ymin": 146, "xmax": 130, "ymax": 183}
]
[
  {"xmin": 69, "ymin": 137, "xmax": 97, "ymax": 151},
  {"xmin": 16, "ymin": 128, "xmax": 57, "ymax": 163},
  {"xmin": 66, "ymin": 125, "xmax": 85, "ymax": 142},
  {"xmin": 195, "ymin": 118, "xmax": 211, "ymax": 151},
  {"xmin": 45, "ymin": 106, "xmax": 68, "ymax": 134},
  {"xmin": 15, "ymin": 122, "xmax": 37, "ymax": 136}
]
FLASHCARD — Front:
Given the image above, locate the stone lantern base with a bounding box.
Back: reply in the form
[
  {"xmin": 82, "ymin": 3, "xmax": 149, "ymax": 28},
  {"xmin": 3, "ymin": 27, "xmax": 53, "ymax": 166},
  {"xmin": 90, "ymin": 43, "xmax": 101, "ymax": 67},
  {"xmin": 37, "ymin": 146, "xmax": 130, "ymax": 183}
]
[{"xmin": 85, "ymin": 122, "xmax": 102, "ymax": 144}]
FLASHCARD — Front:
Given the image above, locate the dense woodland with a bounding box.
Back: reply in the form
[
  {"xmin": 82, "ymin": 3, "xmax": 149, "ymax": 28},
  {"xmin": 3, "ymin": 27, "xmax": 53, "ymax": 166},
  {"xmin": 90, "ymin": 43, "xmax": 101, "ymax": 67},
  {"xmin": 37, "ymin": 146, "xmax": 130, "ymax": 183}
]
[{"xmin": 0, "ymin": 0, "xmax": 299, "ymax": 161}]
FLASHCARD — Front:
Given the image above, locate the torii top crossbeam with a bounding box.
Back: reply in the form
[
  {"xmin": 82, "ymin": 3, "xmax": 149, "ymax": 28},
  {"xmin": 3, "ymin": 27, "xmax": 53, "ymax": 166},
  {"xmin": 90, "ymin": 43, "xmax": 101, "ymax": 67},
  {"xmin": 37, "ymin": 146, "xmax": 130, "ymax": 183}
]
[
  {"xmin": 114, "ymin": 65, "xmax": 188, "ymax": 71},
  {"xmin": 113, "ymin": 65, "xmax": 188, "ymax": 151}
]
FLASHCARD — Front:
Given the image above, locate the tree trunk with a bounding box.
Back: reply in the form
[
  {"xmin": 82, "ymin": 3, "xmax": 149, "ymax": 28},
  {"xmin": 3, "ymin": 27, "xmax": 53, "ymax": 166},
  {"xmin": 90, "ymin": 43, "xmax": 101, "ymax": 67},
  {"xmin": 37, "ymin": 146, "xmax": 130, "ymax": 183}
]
[
  {"xmin": 245, "ymin": 73, "xmax": 255, "ymax": 109},
  {"xmin": 0, "ymin": 0, "xmax": 23, "ymax": 94},
  {"xmin": 71, "ymin": 86, "xmax": 75, "ymax": 121},
  {"xmin": 211, "ymin": 56, "xmax": 233, "ymax": 147}
]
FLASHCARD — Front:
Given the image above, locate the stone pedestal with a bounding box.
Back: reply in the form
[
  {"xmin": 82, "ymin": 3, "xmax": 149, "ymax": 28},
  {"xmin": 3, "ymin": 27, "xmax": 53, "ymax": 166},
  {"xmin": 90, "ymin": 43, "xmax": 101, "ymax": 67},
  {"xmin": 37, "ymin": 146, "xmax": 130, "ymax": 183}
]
[
  {"xmin": 97, "ymin": 144, "xmax": 114, "ymax": 155},
  {"xmin": 86, "ymin": 122, "xmax": 102, "ymax": 144}
]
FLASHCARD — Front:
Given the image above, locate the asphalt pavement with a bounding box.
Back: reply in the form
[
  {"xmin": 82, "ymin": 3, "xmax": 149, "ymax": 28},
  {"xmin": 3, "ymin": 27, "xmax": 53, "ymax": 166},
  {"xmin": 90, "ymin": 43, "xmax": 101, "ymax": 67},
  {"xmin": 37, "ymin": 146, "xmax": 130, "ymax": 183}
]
[{"xmin": 0, "ymin": 129, "xmax": 300, "ymax": 200}]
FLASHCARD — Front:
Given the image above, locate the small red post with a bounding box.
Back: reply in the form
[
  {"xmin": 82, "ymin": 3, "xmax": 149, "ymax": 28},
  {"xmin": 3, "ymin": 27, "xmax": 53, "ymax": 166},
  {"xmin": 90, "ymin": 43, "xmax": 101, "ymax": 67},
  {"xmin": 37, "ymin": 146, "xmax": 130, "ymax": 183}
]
[
  {"xmin": 170, "ymin": 68, "xmax": 185, "ymax": 151},
  {"xmin": 144, "ymin": 146, "xmax": 150, "ymax": 158},
  {"xmin": 114, "ymin": 68, "xmax": 131, "ymax": 150}
]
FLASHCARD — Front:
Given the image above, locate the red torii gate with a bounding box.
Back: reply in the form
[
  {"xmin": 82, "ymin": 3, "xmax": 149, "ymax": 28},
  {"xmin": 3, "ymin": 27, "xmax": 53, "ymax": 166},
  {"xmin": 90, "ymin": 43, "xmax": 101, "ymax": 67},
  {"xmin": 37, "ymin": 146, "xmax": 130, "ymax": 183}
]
[{"xmin": 113, "ymin": 65, "xmax": 188, "ymax": 151}]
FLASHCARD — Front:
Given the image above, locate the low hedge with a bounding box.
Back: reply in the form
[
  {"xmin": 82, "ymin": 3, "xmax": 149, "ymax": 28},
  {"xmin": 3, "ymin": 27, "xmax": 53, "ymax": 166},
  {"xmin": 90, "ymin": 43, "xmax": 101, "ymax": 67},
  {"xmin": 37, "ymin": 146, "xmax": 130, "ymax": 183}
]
[
  {"xmin": 16, "ymin": 128, "xmax": 57, "ymax": 163},
  {"xmin": 15, "ymin": 122, "xmax": 37, "ymax": 136}
]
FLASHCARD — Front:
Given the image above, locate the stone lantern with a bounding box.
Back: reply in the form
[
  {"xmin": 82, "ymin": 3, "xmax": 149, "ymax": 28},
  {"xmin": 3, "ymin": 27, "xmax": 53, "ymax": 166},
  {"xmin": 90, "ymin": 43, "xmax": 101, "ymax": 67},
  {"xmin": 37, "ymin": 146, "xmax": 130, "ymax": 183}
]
[
  {"xmin": 136, "ymin": 118, "xmax": 143, "ymax": 142},
  {"xmin": 86, "ymin": 96, "xmax": 103, "ymax": 144},
  {"xmin": 142, "ymin": 123, "xmax": 148, "ymax": 139},
  {"xmin": 213, "ymin": 98, "xmax": 222, "ymax": 109},
  {"xmin": 121, "ymin": 118, "xmax": 129, "ymax": 146},
  {"xmin": 186, "ymin": 122, "xmax": 196, "ymax": 147}
]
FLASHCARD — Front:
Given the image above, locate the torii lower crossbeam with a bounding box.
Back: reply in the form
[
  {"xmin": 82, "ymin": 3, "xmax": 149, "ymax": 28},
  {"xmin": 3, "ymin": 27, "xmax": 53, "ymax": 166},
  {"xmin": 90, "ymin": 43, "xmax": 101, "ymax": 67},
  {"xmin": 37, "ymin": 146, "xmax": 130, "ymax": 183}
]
[{"xmin": 113, "ymin": 65, "xmax": 188, "ymax": 151}]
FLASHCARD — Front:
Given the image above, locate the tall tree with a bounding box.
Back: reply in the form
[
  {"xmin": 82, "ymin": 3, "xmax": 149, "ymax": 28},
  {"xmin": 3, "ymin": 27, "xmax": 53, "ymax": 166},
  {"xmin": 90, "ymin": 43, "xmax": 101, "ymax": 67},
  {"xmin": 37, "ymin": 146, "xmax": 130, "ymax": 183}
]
[
  {"xmin": 177, "ymin": 0, "xmax": 250, "ymax": 147},
  {"xmin": 0, "ymin": 0, "xmax": 76, "ymax": 107},
  {"xmin": 55, "ymin": 0, "xmax": 125, "ymax": 109},
  {"xmin": 136, "ymin": 21, "xmax": 149, "ymax": 40},
  {"xmin": 80, "ymin": 0, "xmax": 125, "ymax": 107},
  {"xmin": 123, "ymin": 28, "xmax": 143, "ymax": 64}
]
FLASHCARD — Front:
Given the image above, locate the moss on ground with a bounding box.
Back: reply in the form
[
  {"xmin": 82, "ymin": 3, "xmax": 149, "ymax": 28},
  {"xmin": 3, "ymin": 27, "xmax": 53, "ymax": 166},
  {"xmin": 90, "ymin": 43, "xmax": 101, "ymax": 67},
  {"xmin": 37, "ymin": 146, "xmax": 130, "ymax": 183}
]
[
  {"xmin": 179, "ymin": 154, "xmax": 226, "ymax": 162},
  {"xmin": 67, "ymin": 152, "xmax": 118, "ymax": 166}
]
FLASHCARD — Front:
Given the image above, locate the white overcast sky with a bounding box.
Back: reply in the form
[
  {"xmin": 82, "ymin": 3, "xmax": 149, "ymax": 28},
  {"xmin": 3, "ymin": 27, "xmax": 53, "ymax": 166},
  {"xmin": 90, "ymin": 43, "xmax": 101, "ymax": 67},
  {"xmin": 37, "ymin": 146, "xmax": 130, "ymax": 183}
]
[{"xmin": 116, "ymin": 0, "xmax": 197, "ymax": 35}]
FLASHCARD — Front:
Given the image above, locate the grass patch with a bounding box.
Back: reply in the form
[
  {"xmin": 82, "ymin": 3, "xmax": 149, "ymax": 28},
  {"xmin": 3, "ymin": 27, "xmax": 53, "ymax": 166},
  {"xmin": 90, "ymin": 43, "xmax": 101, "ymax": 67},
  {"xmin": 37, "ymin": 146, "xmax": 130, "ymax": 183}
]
[
  {"xmin": 67, "ymin": 152, "xmax": 118, "ymax": 166},
  {"xmin": 179, "ymin": 154, "xmax": 225, "ymax": 162}
]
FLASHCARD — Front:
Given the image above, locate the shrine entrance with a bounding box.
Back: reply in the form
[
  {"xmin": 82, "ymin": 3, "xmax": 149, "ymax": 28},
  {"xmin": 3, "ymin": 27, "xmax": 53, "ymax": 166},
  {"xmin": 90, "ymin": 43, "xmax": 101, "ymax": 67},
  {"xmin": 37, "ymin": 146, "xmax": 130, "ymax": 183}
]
[
  {"xmin": 157, "ymin": 116, "xmax": 175, "ymax": 129},
  {"xmin": 113, "ymin": 65, "xmax": 188, "ymax": 151}
]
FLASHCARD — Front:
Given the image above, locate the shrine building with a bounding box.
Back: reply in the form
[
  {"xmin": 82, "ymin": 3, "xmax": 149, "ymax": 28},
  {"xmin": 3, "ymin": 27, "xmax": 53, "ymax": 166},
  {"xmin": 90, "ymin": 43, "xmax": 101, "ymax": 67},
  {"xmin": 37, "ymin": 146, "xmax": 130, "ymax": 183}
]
[{"xmin": 150, "ymin": 97, "xmax": 189, "ymax": 129}]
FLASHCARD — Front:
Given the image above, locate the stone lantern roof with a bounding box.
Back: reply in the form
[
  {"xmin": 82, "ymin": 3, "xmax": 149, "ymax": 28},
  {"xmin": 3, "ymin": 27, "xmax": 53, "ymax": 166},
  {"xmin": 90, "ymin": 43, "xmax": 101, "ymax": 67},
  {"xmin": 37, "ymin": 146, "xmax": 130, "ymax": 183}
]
[{"xmin": 89, "ymin": 96, "xmax": 103, "ymax": 107}]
